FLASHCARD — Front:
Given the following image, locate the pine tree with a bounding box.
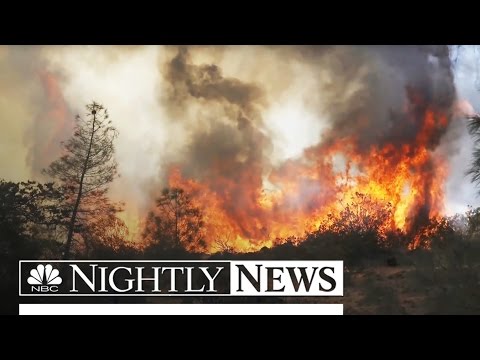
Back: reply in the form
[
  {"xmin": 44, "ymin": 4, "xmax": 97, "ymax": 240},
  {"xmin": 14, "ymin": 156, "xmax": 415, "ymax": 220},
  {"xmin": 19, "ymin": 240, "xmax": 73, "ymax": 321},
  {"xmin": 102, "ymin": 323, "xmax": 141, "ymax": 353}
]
[{"xmin": 44, "ymin": 102, "xmax": 119, "ymax": 259}]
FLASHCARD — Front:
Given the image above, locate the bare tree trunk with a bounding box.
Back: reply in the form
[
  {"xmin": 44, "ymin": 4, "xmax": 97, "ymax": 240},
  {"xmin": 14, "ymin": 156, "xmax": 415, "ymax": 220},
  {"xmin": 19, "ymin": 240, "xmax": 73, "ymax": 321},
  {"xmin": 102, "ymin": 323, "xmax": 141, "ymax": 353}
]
[
  {"xmin": 63, "ymin": 114, "xmax": 96, "ymax": 260},
  {"xmin": 175, "ymin": 195, "xmax": 179, "ymax": 248}
]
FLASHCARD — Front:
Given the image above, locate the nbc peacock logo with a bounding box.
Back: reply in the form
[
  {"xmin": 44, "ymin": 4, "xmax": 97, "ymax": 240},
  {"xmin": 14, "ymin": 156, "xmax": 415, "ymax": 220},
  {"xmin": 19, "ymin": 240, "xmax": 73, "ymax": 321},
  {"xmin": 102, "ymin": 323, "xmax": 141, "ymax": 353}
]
[{"xmin": 27, "ymin": 264, "xmax": 62, "ymax": 293}]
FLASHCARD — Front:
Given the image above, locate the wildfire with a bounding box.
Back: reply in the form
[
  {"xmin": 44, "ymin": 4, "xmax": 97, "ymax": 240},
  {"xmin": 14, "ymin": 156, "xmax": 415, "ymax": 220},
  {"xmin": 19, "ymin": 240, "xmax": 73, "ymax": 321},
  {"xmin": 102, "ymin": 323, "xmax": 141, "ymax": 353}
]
[{"xmin": 161, "ymin": 104, "xmax": 450, "ymax": 253}]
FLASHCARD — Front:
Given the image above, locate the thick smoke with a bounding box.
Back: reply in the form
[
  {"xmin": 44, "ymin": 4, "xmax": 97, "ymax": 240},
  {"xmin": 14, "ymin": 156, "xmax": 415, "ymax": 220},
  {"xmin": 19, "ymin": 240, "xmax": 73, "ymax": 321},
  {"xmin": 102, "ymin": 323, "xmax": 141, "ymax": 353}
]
[
  {"xmin": 161, "ymin": 47, "xmax": 271, "ymax": 177},
  {"xmin": 291, "ymin": 45, "xmax": 456, "ymax": 150}
]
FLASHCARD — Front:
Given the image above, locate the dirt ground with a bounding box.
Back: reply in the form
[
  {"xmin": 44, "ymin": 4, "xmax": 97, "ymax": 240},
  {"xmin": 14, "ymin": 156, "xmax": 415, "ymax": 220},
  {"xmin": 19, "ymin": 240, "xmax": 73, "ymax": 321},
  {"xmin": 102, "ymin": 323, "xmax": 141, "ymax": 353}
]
[{"xmin": 295, "ymin": 264, "xmax": 480, "ymax": 315}]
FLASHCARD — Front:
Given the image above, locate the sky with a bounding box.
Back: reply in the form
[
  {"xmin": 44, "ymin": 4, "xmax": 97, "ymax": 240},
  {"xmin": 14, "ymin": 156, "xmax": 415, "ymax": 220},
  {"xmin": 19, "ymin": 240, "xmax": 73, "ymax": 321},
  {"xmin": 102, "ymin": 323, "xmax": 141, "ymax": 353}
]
[{"xmin": 0, "ymin": 45, "xmax": 479, "ymax": 230}]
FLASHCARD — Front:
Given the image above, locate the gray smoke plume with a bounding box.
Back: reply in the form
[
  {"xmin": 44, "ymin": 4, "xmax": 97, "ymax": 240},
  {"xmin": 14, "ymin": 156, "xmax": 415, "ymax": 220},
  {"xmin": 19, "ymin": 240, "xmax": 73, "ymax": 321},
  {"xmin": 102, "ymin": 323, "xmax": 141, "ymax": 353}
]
[
  {"xmin": 294, "ymin": 45, "xmax": 456, "ymax": 151},
  {"xmin": 160, "ymin": 47, "xmax": 272, "ymax": 177}
]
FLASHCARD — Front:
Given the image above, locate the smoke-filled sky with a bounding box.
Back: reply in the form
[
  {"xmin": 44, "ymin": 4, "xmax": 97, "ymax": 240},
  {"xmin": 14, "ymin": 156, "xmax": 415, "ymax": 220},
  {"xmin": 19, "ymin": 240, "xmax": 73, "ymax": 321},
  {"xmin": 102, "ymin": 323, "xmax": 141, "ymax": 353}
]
[{"xmin": 1, "ymin": 45, "xmax": 479, "ymax": 236}]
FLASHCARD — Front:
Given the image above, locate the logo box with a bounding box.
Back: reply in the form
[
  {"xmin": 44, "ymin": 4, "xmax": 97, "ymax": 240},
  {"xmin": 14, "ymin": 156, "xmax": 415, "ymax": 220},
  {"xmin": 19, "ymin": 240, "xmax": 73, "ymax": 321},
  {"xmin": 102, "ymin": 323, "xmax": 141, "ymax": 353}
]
[{"xmin": 19, "ymin": 260, "xmax": 343, "ymax": 297}]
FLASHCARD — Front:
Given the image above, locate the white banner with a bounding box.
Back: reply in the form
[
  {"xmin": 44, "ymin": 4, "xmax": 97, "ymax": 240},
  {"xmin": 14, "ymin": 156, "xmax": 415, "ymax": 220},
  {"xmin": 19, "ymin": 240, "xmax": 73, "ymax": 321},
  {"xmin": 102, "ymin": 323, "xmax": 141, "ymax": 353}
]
[{"xmin": 19, "ymin": 303, "xmax": 343, "ymax": 315}]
